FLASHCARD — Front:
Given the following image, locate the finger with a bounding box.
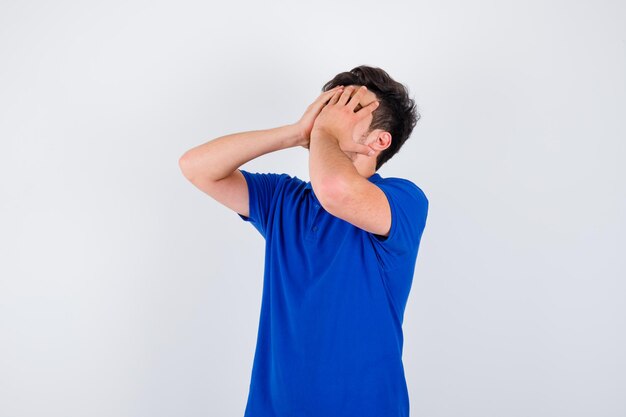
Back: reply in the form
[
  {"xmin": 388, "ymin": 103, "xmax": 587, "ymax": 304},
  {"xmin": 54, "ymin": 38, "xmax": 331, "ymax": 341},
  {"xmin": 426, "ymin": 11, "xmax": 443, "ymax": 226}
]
[
  {"xmin": 319, "ymin": 88, "xmax": 343, "ymax": 108},
  {"xmin": 324, "ymin": 86, "xmax": 343, "ymax": 99},
  {"xmin": 357, "ymin": 100, "xmax": 380, "ymax": 117},
  {"xmin": 336, "ymin": 86, "xmax": 356, "ymax": 106},
  {"xmin": 319, "ymin": 91, "xmax": 336, "ymax": 110},
  {"xmin": 319, "ymin": 86, "xmax": 343, "ymax": 103},
  {"xmin": 314, "ymin": 86, "xmax": 342, "ymax": 105},
  {"xmin": 326, "ymin": 85, "xmax": 343, "ymax": 95},
  {"xmin": 346, "ymin": 142, "xmax": 375, "ymax": 157},
  {"xmin": 328, "ymin": 88, "xmax": 344, "ymax": 105},
  {"xmin": 347, "ymin": 85, "xmax": 368, "ymax": 111}
]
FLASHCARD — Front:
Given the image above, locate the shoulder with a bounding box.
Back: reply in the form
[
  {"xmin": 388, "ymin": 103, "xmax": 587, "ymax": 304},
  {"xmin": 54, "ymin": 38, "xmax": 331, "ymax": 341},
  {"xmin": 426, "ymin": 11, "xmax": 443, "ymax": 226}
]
[
  {"xmin": 239, "ymin": 170, "xmax": 300, "ymax": 189},
  {"xmin": 366, "ymin": 175, "xmax": 429, "ymax": 261},
  {"xmin": 375, "ymin": 176, "xmax": 428, "ymax": 207}
]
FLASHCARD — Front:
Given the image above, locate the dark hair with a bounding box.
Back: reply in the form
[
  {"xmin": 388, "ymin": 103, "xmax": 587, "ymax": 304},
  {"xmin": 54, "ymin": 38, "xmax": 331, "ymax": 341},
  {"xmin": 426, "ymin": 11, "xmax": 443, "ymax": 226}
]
[{"xmin": 321, "ymin": 65, "xmax": 420, "ymax": 171}]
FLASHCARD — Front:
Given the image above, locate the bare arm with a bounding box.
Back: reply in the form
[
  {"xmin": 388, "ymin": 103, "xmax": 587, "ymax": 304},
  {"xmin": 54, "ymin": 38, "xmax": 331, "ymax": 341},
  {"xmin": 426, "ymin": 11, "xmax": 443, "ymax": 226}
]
[
  {"xmin": 178, "ymin": 124, "xmax": 304, "ymax": 217},
  {"xmin": 178, "ymin": 86, "xmax": 344, "ymax": 217},
  {"xmin": 309, "ymin": 130, "xmax": 391, "ymax": 237},
  {"xmin": 309, "ymin": 85, "xmax": 390, "ymax": 237}
]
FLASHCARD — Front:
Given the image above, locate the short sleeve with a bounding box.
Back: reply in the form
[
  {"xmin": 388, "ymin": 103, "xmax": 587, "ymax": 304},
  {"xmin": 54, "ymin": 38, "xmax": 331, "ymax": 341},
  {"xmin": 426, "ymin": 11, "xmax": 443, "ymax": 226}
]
[
  {"xmin": 237, "ymin": 169, "xmax": 287, "ymax": 238},
  {"xmin": 369, "ymin": 179, "xmax": 429, "ymax": 266}
]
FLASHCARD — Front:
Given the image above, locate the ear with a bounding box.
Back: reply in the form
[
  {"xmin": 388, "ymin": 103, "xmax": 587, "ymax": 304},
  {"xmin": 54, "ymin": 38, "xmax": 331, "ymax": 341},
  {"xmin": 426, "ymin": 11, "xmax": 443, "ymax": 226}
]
[{"xmin": 370, "ymin": 130, "xmax": 392, "ymax": 152}]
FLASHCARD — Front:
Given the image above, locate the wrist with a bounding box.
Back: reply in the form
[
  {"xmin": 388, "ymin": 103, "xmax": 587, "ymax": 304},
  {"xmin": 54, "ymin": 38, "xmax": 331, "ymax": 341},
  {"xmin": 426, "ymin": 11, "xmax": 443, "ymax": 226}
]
[
  {"xmin": 311, "ymin": 127, "xmax": 339, "ymax": 143},
  {"xmin": 289, "ymin": 123, "xmax": 308, "ymax": 147}
]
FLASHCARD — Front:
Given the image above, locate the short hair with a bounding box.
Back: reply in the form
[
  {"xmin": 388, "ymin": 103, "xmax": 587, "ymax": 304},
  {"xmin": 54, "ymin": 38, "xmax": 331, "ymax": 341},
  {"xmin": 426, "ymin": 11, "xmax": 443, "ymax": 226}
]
[{"xmin": 321, "ymin": 65, "xmax": 420, "ymax": 171}]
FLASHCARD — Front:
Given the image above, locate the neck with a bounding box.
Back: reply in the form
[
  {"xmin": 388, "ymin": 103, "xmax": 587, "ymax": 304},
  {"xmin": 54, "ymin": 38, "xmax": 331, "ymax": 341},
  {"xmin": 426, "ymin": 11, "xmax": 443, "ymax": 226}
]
[{"xmin": 349, "ymin": 151, "xmax": 377, "ymax": 178}]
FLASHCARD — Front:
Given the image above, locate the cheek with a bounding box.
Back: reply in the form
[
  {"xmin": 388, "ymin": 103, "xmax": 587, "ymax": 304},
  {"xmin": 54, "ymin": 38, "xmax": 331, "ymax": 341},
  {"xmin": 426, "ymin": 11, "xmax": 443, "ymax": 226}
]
[
  {"xmin": 354, "ymin": 120, "xmax": 368, "ymax": 134},
  {"xmin": 361, "ymin": 114, "xmax": 373, "ymax": 129},
  {"xmin": 353, "ymin": 125, "xmax": 369, "ymax": 143}
]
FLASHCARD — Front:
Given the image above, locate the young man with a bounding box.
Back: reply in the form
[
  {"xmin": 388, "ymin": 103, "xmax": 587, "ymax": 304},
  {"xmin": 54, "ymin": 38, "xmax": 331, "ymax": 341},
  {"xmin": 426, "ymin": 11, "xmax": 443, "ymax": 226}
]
[{"xmin": 179, "ymin": 65, "xmax": 429, "ymax": 417}]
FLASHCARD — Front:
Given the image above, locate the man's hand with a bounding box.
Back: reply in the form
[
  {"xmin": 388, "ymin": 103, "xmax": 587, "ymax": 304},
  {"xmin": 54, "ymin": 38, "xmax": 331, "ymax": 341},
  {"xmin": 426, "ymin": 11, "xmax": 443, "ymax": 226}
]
[
  {"xmin": 310, "ymin": 85, "xmax": 380, "ymax": 156},
  {"xmin": 294, "ymin": 85, "xmax": 345, "ymax": 149}
]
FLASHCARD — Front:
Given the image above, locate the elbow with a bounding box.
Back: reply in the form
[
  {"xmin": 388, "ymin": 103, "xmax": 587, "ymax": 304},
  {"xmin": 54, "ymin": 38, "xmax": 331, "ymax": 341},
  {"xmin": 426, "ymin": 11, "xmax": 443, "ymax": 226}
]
[
  {"xmin": 315, "ymin": 175, "xmax": 347, "ymax": 212},
  {"xmin": 178, "ymin": 152, "xmax": 195, "ymax": 180}
]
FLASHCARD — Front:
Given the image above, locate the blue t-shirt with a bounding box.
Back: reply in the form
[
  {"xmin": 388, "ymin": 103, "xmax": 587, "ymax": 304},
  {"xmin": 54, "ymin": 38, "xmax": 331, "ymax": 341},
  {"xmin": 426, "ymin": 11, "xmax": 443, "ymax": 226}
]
[{"xmin": 237, "ymin": 169, "xmax": 429, "ymax": 417}]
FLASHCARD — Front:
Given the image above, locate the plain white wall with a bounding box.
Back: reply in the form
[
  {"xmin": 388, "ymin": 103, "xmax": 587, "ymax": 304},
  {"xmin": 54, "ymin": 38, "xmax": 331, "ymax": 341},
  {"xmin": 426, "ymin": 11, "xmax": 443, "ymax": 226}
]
[{"xmin": 1, "ymin": 1, "xmax": 624, "ymax": 416}]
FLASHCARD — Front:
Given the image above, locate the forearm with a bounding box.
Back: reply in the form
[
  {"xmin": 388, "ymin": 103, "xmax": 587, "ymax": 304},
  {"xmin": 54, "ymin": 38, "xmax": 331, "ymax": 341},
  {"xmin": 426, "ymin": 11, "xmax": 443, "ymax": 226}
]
[
  {"xmin": 308, "ymin": 129, "xmax": 359, "ymax": 205},
  {"xmin": 179, "ymin": 123, "xmax": 304, "ymax": 181}
]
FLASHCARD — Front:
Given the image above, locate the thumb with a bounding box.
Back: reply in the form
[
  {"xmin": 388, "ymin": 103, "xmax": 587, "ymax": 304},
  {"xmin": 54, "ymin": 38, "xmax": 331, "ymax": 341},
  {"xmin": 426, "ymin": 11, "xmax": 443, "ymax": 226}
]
[{"xmin": 351, "ymin": 143, "xmax": 375, "ymax": 157}]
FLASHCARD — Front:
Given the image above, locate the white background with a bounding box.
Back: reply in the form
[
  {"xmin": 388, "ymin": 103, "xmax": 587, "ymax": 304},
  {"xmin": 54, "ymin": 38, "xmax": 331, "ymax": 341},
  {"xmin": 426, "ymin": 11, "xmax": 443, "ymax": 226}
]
[{"xmin": 1, "ymin": 1, "xmax": 624, "ymax": 416}]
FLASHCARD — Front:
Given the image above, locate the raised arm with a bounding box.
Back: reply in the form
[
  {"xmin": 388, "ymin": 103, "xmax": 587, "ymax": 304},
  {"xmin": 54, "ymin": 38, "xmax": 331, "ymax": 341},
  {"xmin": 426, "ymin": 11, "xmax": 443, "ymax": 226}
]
[
  {"xmin": 178, "ymin": 124, "xmax": 304, "ymax": 217},
  {"xmin": 308, "ymin": 85, "xmax": 391, "ymax": 237},
  {"xmin": 178, "ymin": 85, "xmax": 346, "ymax": 217}
]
